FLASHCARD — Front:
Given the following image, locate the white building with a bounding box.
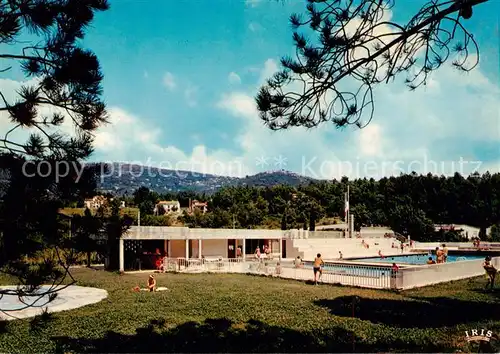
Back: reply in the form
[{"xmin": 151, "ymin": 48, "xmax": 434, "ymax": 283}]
[{"xmin": 154, "ymin": 200, "xmax": 181, "ymax": 215}]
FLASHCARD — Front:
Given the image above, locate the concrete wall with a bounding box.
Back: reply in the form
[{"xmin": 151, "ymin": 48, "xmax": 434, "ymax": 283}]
[
  {"xmin": 191, "ymin": 240, "xmax": 200, "ymax": 258},
  {"xmin": 125, "ymin": 226, "xmax": 289, "ymax": 240},
  {"xmin": 202, "ymin": 239, "xmax": 227, "ymax": 258},
  {"xmin": 170, "ymin": 240, "xmax": 186, "ymax": 258},
  {"xmin": 284, "ymin": 239, "xmax": 302, "ymax": 259},
  {"xmin": 398, "ymin": 257, "xmax": 500, "ymax": 290}
]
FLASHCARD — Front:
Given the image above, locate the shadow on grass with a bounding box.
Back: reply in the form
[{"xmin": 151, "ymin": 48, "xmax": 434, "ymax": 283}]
[
  {"xmin": 314, "ymin": 295, "xmax": 500, "ymax": 329},
  {"xmin": 51, "ymin": 318, "xmax": 446, "ymax": 353}
]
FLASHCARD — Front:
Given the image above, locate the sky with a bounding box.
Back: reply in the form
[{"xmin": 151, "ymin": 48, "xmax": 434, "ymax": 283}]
[{"xmin": 1, "ymin": 0, "xmax": 499, "ymax": 180}]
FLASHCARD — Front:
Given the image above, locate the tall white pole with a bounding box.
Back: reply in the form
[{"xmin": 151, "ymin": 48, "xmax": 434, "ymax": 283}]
[{"xmin": 346, "ymin": 185, "xmax": 349, "ymax": 238}]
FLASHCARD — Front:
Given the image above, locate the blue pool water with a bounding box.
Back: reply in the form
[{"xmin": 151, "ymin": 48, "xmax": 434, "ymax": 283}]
[
  {"xmin": 0, "ymin": 285, "xmax": 65, "ymax": 311},
  {"xmin": 302, "ymin": 262, "xmax": 391, "ymax": 278},
  {"xmin": 351, "ymin": 253, "xmax": 485, "ymax": 265}
]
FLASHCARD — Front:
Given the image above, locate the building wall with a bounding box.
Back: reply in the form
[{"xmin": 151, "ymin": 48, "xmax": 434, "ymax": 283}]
[
  {"xmin": 285, "ymin": 239, "xmax": 302, "ymax": 259},
  {"xmin": 191, "ymin": 240, "xmax": 200, "ymax": 258},
  {"xmin": 170, "ymin": 240, "xmax": 187, "ymax": 258},
  {"xmin": 201, "ymin": 239, "xmax": 227, "ymax": 258}
]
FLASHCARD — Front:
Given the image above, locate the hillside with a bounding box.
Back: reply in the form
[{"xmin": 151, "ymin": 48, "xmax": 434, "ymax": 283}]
[{"xmin": 97, "ymin": 164, "xmax": 317, "ymax": 195}]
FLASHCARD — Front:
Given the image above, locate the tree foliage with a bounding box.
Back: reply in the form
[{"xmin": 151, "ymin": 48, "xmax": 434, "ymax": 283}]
[
  {"xmin": 0, "ymin": 0, "xmax": 110, "ymax": 320},
  {"xmin": 256, "ymin": 0, "xmax": 489, "ymax": 130},
  {"xmin": 1, "ymin": 0, "xmax": 109, "ymax": 159}
]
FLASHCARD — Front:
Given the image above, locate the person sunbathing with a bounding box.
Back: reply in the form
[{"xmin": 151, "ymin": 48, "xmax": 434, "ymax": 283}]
[{"xmin": 147, "ymin": 274, "xmax": 157, "ymax": 292}]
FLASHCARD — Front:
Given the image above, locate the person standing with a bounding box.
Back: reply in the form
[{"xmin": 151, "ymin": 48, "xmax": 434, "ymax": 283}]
[
  {"xmin": 313, "ymin": 253, "xmax": 324, "ymax": 285},
  {"xmin": 442, "ymin": 244, "xmax": 448, "ymax": 262},
  {"xmin": 435, "ymin": 247, "xmax": 444, "ymax": 264},
  {"xmin": 483, "ymin": 256, "xmax": 497, "ymax": 290}
]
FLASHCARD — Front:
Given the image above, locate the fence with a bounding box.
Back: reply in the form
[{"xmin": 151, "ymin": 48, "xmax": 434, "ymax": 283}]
[
  {"xmin": 160, "ymin": 256, "xmax": 500, "ymax": 291},
  {"xmin": 162, "ymin": 257, "xmax": 395, "ymax": 289}
]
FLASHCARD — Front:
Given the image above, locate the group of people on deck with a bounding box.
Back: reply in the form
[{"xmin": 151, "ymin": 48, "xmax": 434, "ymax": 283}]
[{"xmin": 254, "ymin": 245, "xmax": 271, "ymax": 261}]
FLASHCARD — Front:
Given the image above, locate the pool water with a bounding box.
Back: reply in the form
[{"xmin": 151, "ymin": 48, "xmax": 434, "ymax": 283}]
[
  {"xmin": 351, "ymin": 253, "xmax": 485, "ymax": 265},
  {"xmin": 0, "ymin": 286, "xmax": 65, "ymax": 311},
  {"xmin": 302, "ymin": 262, "xmax": 391, "ymax": 277}
]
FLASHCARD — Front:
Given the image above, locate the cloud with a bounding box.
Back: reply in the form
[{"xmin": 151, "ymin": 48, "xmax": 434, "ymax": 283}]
[
  {"xmin": 1, "ymin": 59, "xmax": 498, "ymax": 181},
  {"xmin": 212, "ymin": 55, "xmax": 499, "ymax": 179},
  {"xmin": 92, "ymin": 107, "xmax": 246, "ymax": 177},
  {"xmin": 85, "ymin": 51, "xmax": 499, "ymax": 180},
  {"xmin": 358, "ymin": 124, "xmax": 383, "ymax": 158},
  {"xmin": 248, "ymin": 22, "xmax": 262, "ymax": 32},
  {"xmin": 245, "ymin": 0, "xmax": 262, "ymax": 7},
  {"xmin": 162, "ymin": 72, "xmax": 176, "ymax": 91},
  {"xmin": 228, "ymin": 72, "xmax": 241, "ymax": 85},
  {"xmin": 0, "ymin": 78, "xmax": 84, "ymax": 154},
  {"xmin": 184, "ymin": 85, "xmax": 198, "ymax": 107}
]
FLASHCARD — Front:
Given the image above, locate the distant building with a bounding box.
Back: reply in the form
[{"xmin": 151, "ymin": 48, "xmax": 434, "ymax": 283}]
[
  {"xmin": 84, "ymin": 195, "xmax": 108, "ymax": 209},
  {"xmin": 189, "ymin": 199, "xmax": 208, "ymax": 214},
  {"xmin": 154, "ymin": 200, "xmax": 181, "ymax": 215},
  {"xmin": 434, "ymin": 224, "xmax": 490, "ymax": 239}
]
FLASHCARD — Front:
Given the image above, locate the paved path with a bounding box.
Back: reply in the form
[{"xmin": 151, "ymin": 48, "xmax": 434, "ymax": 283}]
[{"xmin": 0, "ymin": 285, "xmax": 108, "ymax": 321}]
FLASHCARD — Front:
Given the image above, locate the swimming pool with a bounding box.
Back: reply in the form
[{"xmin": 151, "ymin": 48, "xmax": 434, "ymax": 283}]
[
  {"xmin": 301, "ymin": 261, "xmax": 392, "ymax": 278},
  {"xmin": 350, "ymin": 253, "xmax": 485, "ymax": 265}
]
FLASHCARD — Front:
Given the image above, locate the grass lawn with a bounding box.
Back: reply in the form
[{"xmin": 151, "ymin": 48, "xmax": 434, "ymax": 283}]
[{"xmin": 1, "ymin": 269, "xmax": 499, "ymax": 353}]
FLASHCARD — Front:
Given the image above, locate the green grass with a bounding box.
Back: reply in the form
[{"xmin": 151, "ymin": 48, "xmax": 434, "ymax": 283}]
[{"xmin": 1, "ymin": 269, "xmax": 499, "ymax": 353}]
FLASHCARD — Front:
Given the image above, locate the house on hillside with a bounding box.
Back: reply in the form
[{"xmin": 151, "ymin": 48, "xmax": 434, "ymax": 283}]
[
  {"xmin": 434, "ymin": 224, "xmax": 491, "ymax": 239},
  {"xmin": 154, "ymin": 200, "xmax": 181, "ymax": 215},
  {"xmin": 189, "ymin": 199, "xmax": 208, "ymax": 214},
  {"xmin": 84, "ymin": 195, "xmax": 109, "ymax": 209}
]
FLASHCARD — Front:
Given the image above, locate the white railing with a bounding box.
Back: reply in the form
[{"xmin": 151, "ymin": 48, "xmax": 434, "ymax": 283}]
[
  {"xmin": 162, "ymin": 257, "xmax": 395, "ymax": 289},
  {"xmin": 159, "ymin": 256, "xmax": 500, "ymax": 291}
]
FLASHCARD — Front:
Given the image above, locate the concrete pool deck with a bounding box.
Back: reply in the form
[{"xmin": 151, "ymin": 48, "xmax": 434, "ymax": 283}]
[{"xmin": 0, "ymin": 285, "xmax": 108, "ymax": 321}]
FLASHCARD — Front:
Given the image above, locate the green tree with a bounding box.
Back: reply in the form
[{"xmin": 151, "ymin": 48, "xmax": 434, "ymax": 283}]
[
  {"xmin": 388, "ymin": 205, "xmax": 435, "ymax": 241},
  {"xmin": 72, "ymin": 208, "xmax": 103, "ymax": 267},
  {"xmin": 256, "ymin": 0, "xmax": 489, "ymax": 129},
  {"xmin": 0, "ymin": 0, "xmax": 110, "ymax": 316},
  {"xmin": 489, "ymin": 224, "xmax": 500, "ymax": 242}
]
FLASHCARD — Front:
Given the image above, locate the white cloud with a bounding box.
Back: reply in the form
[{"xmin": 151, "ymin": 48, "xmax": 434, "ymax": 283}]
[
  {"xmin": 92, "ymin": 107, "xmax": 246, "ymax": 177},
  {"xmin": 84, "ymin": 52, "xmax": 499, "ymax": 180},
  {"xmin": 228, "ymin": 72, "xmax": 241, "ymax": 85},
  {"xmin": 245, "ymin": 0, "xmax": 262, "ymax": 7},
  {"xmin": 162, "ymin": 72, "xmax": 176, "ymax": 91},
  {"xmin": 184, "ymin": 85, "xmax": 198, "ymax": 107},
  {"xmin": 358, "ymin": 124, "xmax": 383, "ymax": 158},
  {"xmin": 248, "ymin": 22, "xmax": 262, "ymax": 32},
  {"xmin": 2, "ymin": 56, "xmax": 498, "ymax": 181},
  {"xmin": 0, "ymin": 78, "xmax": 84, "ymax": 154}
]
